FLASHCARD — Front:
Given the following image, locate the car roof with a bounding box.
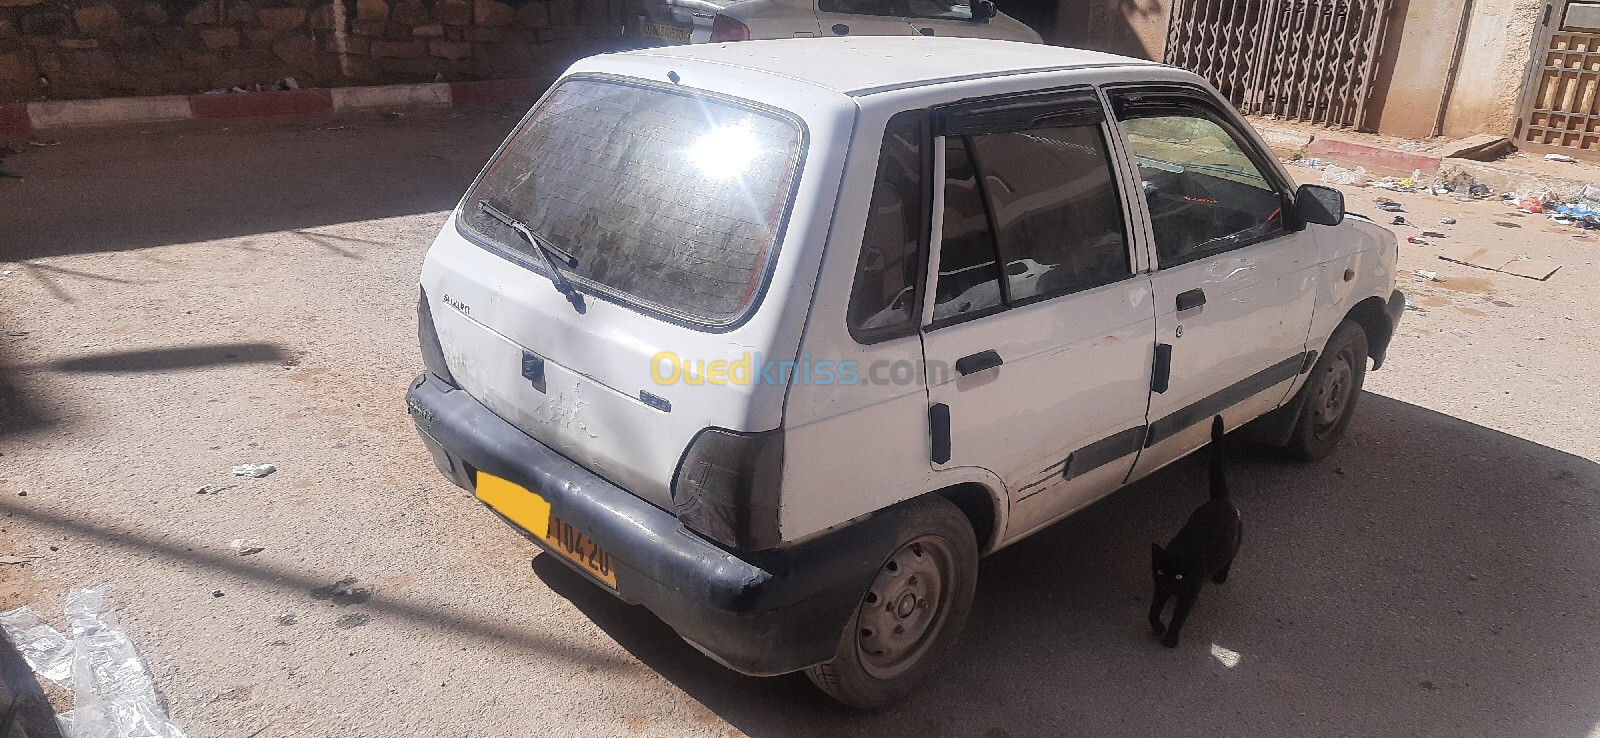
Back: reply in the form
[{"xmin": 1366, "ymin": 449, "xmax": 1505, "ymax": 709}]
[{"xmin": 619, "ymin": 37, "xmax": 1161, "ymax": 96}]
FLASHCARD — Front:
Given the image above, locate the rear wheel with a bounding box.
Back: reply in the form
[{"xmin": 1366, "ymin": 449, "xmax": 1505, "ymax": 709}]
[
  {"xmin": 1284, "ymin": 320, "xmax": 1368, "ymax": 460},
  {"xmin": 804, "ymin": 497, "xmax": 978, "ymax": 709}
]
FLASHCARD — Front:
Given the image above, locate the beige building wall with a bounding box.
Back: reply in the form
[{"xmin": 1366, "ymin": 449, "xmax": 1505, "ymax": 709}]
[{"xmin": 1440, "ymin": 0, "xmax": 1546, "ymax": 136}]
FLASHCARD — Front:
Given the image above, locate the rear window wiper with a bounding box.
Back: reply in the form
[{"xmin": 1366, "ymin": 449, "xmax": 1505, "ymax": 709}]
[{"xmin": 477, "ymin": 200, "xmax": 584, "ymax": 309}]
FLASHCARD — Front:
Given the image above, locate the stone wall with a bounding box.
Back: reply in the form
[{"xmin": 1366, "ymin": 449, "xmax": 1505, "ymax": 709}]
[{"xmin": 0, "ymin": 0, "xmax": 626, "ymax": 100}]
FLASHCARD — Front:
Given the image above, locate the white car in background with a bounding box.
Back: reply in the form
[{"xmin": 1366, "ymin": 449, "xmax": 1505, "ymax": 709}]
[{"xmin": 629, "ymin": 0, "xmax": 1042, "ymax": 45}]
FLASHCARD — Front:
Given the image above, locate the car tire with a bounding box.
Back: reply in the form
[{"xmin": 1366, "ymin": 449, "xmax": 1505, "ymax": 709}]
[
  {"xmin": 1284, "ymin": 320, "xmax": 1369, "ymax": 461},
  {"xmin": 804, "ymin": 496, "xmax": 979, "ymax": 709}
]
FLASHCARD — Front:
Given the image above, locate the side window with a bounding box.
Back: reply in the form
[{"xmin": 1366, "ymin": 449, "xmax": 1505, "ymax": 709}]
[
  {"xmin": 820, "ymin": 0, "xmax": 901, "ymax": 15},
  {"xmin": 1113, "ymin": 100, "xmax": 1288, "ymax": 267},
  {"xmin": 932, "ymin": 122, "xmax": 1131, "ymax": 322},
  {"xmin": 848, "ymin": 112, "xmax": 926, "ymax": 342},
  {"xmin": 905, "ymin": 0, "xmax": 973, "ymax": 19},
  {"xmin": 933, "ymin": 136, "xmax": 1003, "ymax": 321},
  {"xmin": 969, "ymin": 125, "xmax": 1130, "ymax": 303}
]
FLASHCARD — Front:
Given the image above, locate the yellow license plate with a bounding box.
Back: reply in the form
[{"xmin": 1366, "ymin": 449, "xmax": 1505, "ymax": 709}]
[
  {"xmin": 475, "ymin": 472, "xmax": 618, "ymax": 588},
  {"xmin": 641, "ymin": 20, "xmax": 692, "ymax": 43}
]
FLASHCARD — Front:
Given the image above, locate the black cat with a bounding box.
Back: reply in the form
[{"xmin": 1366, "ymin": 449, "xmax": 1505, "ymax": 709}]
[{"xmin": 1149, "ymin": 415, "xmax": 1242, "ymax": 648}]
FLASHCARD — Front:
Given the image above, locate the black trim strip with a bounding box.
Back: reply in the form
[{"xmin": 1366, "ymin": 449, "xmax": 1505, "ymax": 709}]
[
  {"xmin": 1300, "ymin": 350, "xmax": 1319, "ymax": 374},
  {"xmin": 1015, "ymin": 425, "xmax": 1146, "ymax": 502},
  {"xmin": 846, "ymin": 63, "xmax": 1146, "ymax": 97},
  {"xmin": 1065, "ymin": 426, "xmax": 1147, "ymax": 481},
  {"xmin": 929, "ymin": 403, "xmax": 951, "ymax": 464},
  {"xmin": 1144, "ymin": 352, "xmax": 1306, "ymax": 448}
]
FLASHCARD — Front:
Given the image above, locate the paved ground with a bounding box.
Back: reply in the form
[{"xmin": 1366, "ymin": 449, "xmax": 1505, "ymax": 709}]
[{"xmin": 2, "ymin": 108, "xmax": 1599, "ymax": 738}]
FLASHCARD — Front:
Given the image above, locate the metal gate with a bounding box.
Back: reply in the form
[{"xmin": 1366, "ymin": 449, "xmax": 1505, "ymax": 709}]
[
  {"xmin": 1516, "ymin": 15, "xmax": 1600, "ymax": 152},
  {"xmin": 1163, "ymin": 0, "xmax": 1394, "ymax": 128}
]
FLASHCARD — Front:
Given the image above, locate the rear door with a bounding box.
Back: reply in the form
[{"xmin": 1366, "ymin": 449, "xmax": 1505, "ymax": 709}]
[
  {"xmin": 919, "ymin": 90, "xmax": 1157, "ymax": 540},
  {"xmin": 1106, "ymin": 86, "xmax": 1319, "ymax": 479}
]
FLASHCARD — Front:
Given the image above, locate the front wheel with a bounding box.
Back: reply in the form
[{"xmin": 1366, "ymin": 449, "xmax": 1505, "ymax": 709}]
[
  {"xmin": 804, "ymin": 497, "xmax": 978, "ymax": 709},
  {"xmin": 1284, "ymin": 320, "xmax": 1369, "ymax": 460}
]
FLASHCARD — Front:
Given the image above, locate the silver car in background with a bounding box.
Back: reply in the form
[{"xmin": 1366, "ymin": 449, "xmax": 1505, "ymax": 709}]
[{"xmin": 627, "ymin": 0, "xmax": 1042, "ymax": 45}]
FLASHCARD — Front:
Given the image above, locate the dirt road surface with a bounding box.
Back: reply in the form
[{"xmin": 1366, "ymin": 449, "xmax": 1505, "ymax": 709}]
[{"xmin": 2, "ymin": 108, "xmax": 1599, "ymax": 737}]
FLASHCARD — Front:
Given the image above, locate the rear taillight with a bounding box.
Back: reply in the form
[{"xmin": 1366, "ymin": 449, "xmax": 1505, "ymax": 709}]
[
  {"xmin": 418, "ymin": 287, "xmax": 457, "ymax": 387},
  {"xmin": 672, "ymin": 427, "xmax": 782, "ymax": 550},
  {"xmin": 709, "ymin": 14, "xmax": 750, "ymax": 42}
]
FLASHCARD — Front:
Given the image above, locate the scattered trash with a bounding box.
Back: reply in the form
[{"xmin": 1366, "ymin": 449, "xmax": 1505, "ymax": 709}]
[
  {"xmin": 1391, "ymin": 216, "xmax": 1408, "ymax": 226},
  {"xmin": 230, "ymin": 538, "xmax": 264, "ymax": 556},
  {"xmin": 195, "ymin": 483, "xmax": 236, "ymax": 495},
  {"xmin": 1518, "ymin": 197, "xmax": 1545, "ymax": 213},
  {"xmin": 211, "ymin": 590, "xmax": 224, "ymax": 598},
  {"xmin": 1370, "ymin": 178, "xmax": 1414, "ymax": 192},
  {"xmin": 1377, "ymin": 201, "xmax": 1404, "ymax": 212},
  {"xmin": 0, "ymin": 553, "xmax": 44, "ymax": 565},
  {"xmin": 0, "ymin": 605, "xmax": 74, "ymax": 685},
  {"xmin": 64, "ymin": 585, "xmax": 189, "ymax": 738},
  {"xmin": 1303, "ymin": 158, "xmax": 1323, "ymax": 168},
  {"xmin": 1440, "ymin": 217, "xmax": 1457, "ymax": 225},
  {"xmin": 2, "ymin": 270, "xmax": 12, "ymax": 275},
  {"xmin": 1406, "ymin": 236, "xmax": 1430, "ymax": 245},
  {"xmin": 29, "ymin": 139, "xmax": 60, "ymax": 147},
  {"xmin": 1421, "ymin": 231, "xmax": 1447, "ymax": 238},
  {"xmin": 1494, "ymin": 221, "xmax": 1522, "ymax": 228},
  {"xmin": 1433, "ymin": 184, "xmax": 1454, "ymax": 196},
  {"xmin": 1469, "ymin": 184, "xmax": 1493, "ymax": 198},
  {"xmin": 283, "ymin": 76, "xmax": 299, "ymax": 90},
  {"xmin": 230, "ymin": 463, "xmax": 276, "ymax": 478},
  {"xmin": 1413, "ymin": 269, "xmax": 1438, "ymax": 281},
  {"xmin": 1319, "ymin": 164, "xmax": 1367, "ymax": 186},
  {"xmin": 274, "ymin": 614, "xmax": 297, "ymax": 626},
  {"xmin": 1545, "ymin": 153, "xmax": 1579, "ymax": 163}
]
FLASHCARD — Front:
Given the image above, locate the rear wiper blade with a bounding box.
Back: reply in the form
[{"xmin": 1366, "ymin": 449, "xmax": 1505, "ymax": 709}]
[{"xmin": 477, "ymin": 200, "xmax": 583, "ymax": 306}]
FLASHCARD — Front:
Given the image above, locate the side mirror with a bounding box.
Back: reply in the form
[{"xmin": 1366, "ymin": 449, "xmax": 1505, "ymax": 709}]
[
  {"xmin": 972, "ymin": 0, "xmax": 996, "ymax": 21},
  {"xmin": 1296, "ymin": 183, "xmax": 1344, "ymax": 226}
]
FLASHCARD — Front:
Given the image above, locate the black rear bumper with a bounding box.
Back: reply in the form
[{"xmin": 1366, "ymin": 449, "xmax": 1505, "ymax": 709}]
[{"xmin": 405, "ymin": 372, "xmax": 900, "ymax": 676}]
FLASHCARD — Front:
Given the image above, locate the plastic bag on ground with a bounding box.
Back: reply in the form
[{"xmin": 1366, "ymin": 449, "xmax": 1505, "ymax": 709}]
[
  {"xmin": 0, "ymin": 605, "xmax": 75, "ymax": 685},
  {"xmin": 64, "ymin": 584, "xmax": 188, "ymax": 738},
  {"xmin": 1319, "ymin": 164, "xmax": 1367, "ymax": 186}
]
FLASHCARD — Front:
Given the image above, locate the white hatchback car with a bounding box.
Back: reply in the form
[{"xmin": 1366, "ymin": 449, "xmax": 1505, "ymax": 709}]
[
  {"xmin": 407, "ymin": 38, "xmax": 1404, "ymax": 708},
  {"xmin": 628, "ymin": 0, "xmax": 1042, "ymax": 45}
]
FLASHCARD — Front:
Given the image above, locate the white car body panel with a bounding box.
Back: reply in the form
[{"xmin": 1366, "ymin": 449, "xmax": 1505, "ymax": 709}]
[{"xmin": 425, "ymin": 38, "xmax": 1399, "ymax": 552}]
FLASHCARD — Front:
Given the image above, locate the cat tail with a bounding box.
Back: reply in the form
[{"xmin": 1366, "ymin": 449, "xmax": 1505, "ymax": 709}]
[{"xmin": 1209, "ymin": 415, "xmax": 1228, "ymax": 501}]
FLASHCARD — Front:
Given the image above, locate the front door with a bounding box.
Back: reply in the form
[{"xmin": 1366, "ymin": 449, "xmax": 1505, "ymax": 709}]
[
  {"xmin": 1106, "ymin": 88, "xmax": 1319, "ymax": 480},
  {"xmin": 919, "ymin": 90, "xmax": 1157, "ymax": 539}
]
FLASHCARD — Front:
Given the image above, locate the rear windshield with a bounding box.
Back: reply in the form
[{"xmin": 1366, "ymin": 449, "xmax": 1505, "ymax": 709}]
[{"xmin": 458, "ymin": 78, "xmax": 805, "ymax": 327}]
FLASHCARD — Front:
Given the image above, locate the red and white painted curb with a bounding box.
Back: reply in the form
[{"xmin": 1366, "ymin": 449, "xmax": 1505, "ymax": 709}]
[{"xmin": 0, "ymin": 77, "xmax": 549, "ymax": 136}]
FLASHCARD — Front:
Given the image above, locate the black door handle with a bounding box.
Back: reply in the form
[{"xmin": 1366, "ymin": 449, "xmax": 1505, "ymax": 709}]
[
  {"xmin": 955, "ymin": 349, "xmax": 1003, "ymax": 376},
  {"xmin": 1176, "ymin": 288, "xmax": 1206, "ymax": 311},
  {"xmin": 918, "ymin": 26, "xmax": 934, "ymax": 35}
]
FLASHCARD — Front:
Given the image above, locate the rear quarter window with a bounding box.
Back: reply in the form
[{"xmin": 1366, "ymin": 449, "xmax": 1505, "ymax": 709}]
[{"xmin": 458, "ymin": 78, "xmax": 806, "ymax": 327}]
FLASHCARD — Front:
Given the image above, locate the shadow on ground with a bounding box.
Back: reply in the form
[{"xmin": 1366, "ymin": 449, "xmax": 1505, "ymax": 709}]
[
  {"xmin": 48, "ymin": 343, "xmax": 286, "ymax": 373},
  {"xmin": 536, "ymin": 392, "xmax": 1600, "ymax": 737},
  {"xmin": 4, "ymin": 108, "xmax": 521, "ymax": 261},
  {"xmin": 0, "ymin": 635, "xmax": 66, "ymax": 738}
]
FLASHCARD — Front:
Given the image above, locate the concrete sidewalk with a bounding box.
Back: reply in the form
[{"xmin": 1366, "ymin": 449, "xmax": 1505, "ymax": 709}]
[{"xmin": 1251, "ymin": 118, "xmax": 1600, "ymax": 199}]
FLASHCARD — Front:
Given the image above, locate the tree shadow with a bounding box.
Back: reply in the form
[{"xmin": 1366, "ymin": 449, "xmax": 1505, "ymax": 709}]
[{"xmin": 536, "ymin": 392, "xmax": 1600, "ymax": 737}]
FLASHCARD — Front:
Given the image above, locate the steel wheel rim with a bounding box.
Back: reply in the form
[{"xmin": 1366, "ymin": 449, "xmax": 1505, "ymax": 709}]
[
  {"xmin": 1311, "ymin": 349, "xmax": 1357, "ymax": 436},
  {"xmin": 854, "ymin": 535, "xmax": 956, "ymax": 680}
]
